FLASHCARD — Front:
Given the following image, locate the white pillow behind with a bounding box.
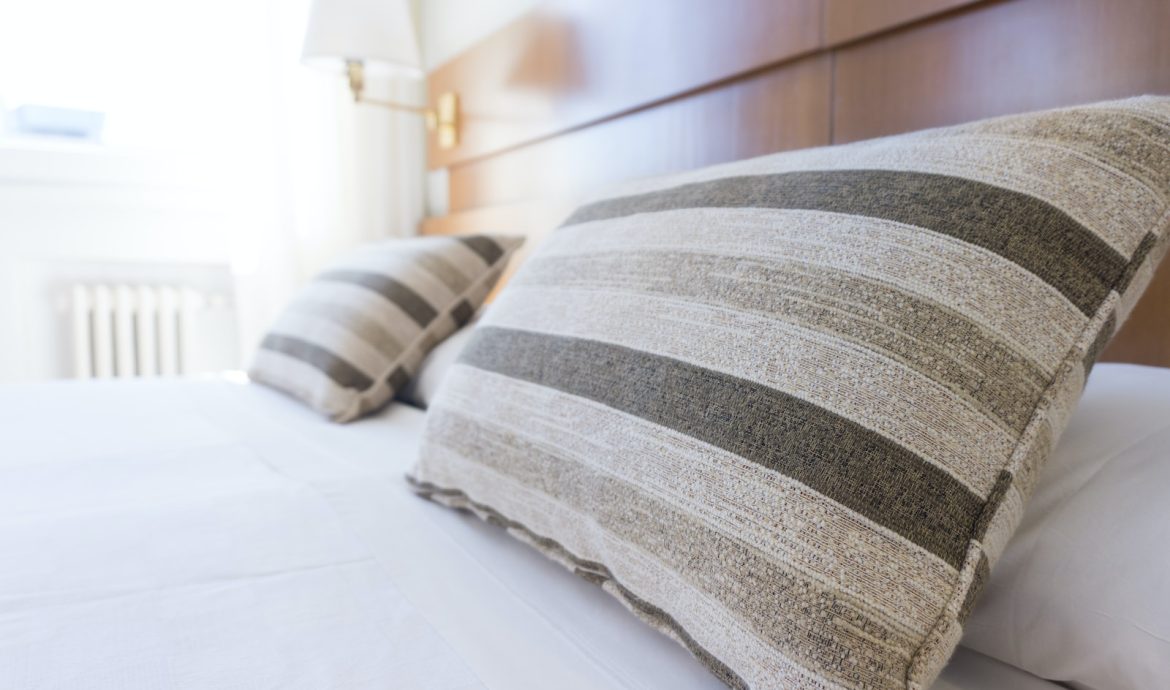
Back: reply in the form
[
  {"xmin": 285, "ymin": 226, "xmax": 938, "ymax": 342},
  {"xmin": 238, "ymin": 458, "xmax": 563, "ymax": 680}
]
[
  {"xmin": 397, "ymin": 319, "xmax": 478, "ymax": 409},
  {"xmin": 962, "ymin": 362, "xmax": 1170, "ymax": 690}
]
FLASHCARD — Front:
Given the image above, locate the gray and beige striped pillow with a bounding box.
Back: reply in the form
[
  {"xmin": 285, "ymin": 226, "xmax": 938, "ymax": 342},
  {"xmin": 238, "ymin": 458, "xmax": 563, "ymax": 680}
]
[
  {"xmin": 409, "ymin": 96, "xmax": 1170, "ymax": 689},
  {"xmin": 250, "ymin": 234, "xmax": 520, "ymax": 422}
]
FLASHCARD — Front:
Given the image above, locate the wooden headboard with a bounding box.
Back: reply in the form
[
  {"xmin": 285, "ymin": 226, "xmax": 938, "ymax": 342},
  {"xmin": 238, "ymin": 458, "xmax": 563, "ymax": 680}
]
[{"xmin": 420, "ymin": 0, "xmax": 1170, "ymax": 367}]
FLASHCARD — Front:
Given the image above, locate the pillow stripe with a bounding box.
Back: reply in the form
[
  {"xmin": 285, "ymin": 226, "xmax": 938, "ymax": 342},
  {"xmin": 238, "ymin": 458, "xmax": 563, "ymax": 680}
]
[
  {"xmin": 563, "ymin": 169, "xmax": 1123, "ymax": 316},
  {"xmin": 458, "ymin": 235, "xmax": 505, "ymax": 265},
  {"xmin": 534, "ymin": 207, "xmax": 1087, "ymax": 375},
  {"xmin": 288, "ymin": 298, "xmax": 408, "ymax": 363},
  {"xmin": 437, "ymin": 363, "xmax": 958, "ymax": 622},
  {"xmin": 459, "ymin": 325, "xmax": 983, "ymax": 568},
  {"xmin": 512, "ymin": 251, "xmax": 1048, "ymax": 433},
  {"xmin": 428, "ymin": 409, "xmax": 920, "ymax": 681},
  {"xmin": 260, "ymin": 333, "xmax": 374, "ymax": 390},
  {"xmin": 319, "ymin": 270, "xmax": 440, "ymax": 328}
]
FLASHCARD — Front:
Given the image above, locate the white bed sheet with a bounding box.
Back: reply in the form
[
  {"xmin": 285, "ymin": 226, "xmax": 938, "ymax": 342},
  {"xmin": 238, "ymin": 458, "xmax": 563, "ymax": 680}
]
[{"xmin": 0, "ymin": 377, "xmax": 1061, "ymax": 690}]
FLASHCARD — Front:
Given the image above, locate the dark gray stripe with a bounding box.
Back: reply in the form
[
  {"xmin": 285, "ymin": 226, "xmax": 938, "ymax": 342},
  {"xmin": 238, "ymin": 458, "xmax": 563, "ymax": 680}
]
[
  {"xmin": 514, "ymin": 250, "xmax": 1047, "ymax": 433},
  {"xmin": 319, "ymin": 270, "xmax": 438, "ymax": 327},
  {"xmin": 385, "ymin": 364, "xmax": 412, "ymax": 393},
  {"xmin": 563, "ymin": 170, "xmax": 1126, "ymax": 316},
  {"xmin": 450, "ymin": 299, "xmax": 475, "ymax": 328},
  {"xmin": 458, "ymin": 235, "xmax": 505, "ymax": 265},
  {"xmin": 460, "ymin": 326, "xmax": 983, "ymax": 568},
  {"xmin": 261, "ymin": 333, "xmax": 373, "ymax": 390}
]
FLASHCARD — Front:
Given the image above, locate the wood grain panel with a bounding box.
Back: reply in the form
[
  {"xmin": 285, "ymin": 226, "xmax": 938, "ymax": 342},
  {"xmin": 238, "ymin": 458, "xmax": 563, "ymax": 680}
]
[
  {"xmin": 420, "ymin": 199, "xmax": 573, "ymax": 239},
  {"xmin": 825, "ymin": 0, "xmax": 983, "ymax": 44},
  {"xmin": 447, "ymin": 55, "xmax": 831, "ymax": 212},
  {"xmin": 832, "ymin": 0, "xmax": 1170, "ymax": 143},
  {"xmin": 1102, "ymin": 259, "xmax": 1170, "ymax": 368},
  {"xmin": 426, "ymin": 0, "xmax": 821, "ymax": 170}
]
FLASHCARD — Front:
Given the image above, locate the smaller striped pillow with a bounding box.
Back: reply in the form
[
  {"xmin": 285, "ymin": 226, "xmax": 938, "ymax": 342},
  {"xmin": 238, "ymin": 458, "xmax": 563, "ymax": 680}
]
[{"xmin": 250, "ymin": 234, "xmax": 521, "ymax": 422}]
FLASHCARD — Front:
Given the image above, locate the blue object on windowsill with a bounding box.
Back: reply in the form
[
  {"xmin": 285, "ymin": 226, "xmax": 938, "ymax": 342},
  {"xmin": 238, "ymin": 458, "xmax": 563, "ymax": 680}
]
[{"xmin": 5, "ymin": 105, "xmax": 105, "ymax": 142}]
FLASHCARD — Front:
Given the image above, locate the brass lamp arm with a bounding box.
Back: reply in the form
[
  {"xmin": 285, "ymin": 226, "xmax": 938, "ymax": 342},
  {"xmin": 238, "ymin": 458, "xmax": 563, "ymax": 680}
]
[
  {"xmin": 345, "ymin": 59, "xmax": 458, "ymax": 147},
  {"xmin": 355, "ymin": 97, "xmax": 429, "ymax": 114}
]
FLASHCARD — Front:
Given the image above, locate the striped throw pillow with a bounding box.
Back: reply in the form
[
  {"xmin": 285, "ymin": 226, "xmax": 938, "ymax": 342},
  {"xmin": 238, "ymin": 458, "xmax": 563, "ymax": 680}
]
[
  {"xmin": 409, "ymin": 97, "xmax": 1170, "ymax": 689},
  {"xmin": 250, "ymin": 234, "xmax": 521, "ymax": 422}
]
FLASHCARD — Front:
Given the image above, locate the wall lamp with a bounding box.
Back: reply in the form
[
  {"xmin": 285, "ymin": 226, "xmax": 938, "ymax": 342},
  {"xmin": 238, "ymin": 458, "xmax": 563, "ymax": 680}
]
[{"xmin": 302, "ymin": 0, "xmax": 460, "ymax": 150}]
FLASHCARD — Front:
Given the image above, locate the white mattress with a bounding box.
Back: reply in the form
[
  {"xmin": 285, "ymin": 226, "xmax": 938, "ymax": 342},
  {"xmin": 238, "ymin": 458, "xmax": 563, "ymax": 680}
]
[{"xmin": 0, "ymin": 377, "xmax": 1062, "ymax": 690}]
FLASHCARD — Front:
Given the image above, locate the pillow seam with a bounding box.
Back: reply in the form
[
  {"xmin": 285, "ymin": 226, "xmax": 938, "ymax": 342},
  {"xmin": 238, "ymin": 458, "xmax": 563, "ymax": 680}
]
[{"xmin": 905, "ymin": 206, "xmax": 1170, "ymax": 688}]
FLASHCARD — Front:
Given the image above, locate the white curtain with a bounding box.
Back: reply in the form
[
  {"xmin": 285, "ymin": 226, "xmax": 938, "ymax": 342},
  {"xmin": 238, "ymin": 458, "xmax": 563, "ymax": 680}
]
[
  {"xmin": 234, "ymin": 0, "xmax": 427, "ymax": 357},
  {"xmin": 0, "ymin": 0, "xmax": 427, "ymax": 365}
]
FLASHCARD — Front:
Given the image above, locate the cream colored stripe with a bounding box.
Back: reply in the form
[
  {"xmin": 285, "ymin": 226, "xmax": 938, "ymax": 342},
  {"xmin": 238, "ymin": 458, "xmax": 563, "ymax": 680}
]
[
  {"xmin": 331, "ymin": 251, "xmax": 458, "ymax": 311},
  {"xmin": 442, "ymin": 239, "xmax": 499, "ymax": 280},
  {"xmin": 596, "ymin": 537, "xmax": 854, "ymax": 690},
  {"xmin": 415, "ymin": 444, "xmax": 865, "ymax": 690},
  {"xmin": 539, "ymin": 207, "xmax": 1083, "ymax": 375},
  {"xmin": 332, "ymin": 236, "xmax": 490, "ymax": 285},
  {"xmin": 298, "ymin": 281, "xmax": 423, "ymax": 343},
  {"xmin": 584, "ymin": 134, "xmax": 1159, "ymax": 256},
  {"xmin": 438, "ymin": 364, "xmax": 955, "ymax": 635},
  {"xmin": 266, "ymin": 310, "xmax": 390, "ymax": 380},
  {"xmin": 249, "ymin": 349, "xmax": 355, "ymax": 418},
  {"xmin": 484, "ymin": 286, "xmax": 1014, "ymax": 496}
]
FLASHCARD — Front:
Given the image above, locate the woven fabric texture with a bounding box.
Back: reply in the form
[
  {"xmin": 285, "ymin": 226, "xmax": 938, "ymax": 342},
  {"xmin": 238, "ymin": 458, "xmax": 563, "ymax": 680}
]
[
  {"xmin": 251, "ymin": 234, "xmax": 520, "ymax": 422},
  {"xmin": 409, "ymin": 97, "xmax": 1170, "ymax": 689}
]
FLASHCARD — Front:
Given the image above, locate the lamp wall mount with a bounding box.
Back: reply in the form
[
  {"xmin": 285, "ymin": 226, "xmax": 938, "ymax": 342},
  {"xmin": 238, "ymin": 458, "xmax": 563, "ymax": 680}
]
[{"xmin": 345, "ymin": 60, "xmax": 459, "ymax": 150}]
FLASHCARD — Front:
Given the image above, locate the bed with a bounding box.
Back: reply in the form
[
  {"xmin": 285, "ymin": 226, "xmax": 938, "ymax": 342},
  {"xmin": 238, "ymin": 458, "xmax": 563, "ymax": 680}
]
[
  {"xmin": 3, "ymin": 371, "xmax": 1120, "ymax": 690},
  {"xmin": 5, "ymin": 2, "xmax": 1170, "ymax": 688}
]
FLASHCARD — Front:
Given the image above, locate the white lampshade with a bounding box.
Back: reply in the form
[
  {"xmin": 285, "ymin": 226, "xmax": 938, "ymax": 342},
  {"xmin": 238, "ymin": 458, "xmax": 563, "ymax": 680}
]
[{"xmin": 302, "ymin": 0, "xmax": 421, "ymax": 77}]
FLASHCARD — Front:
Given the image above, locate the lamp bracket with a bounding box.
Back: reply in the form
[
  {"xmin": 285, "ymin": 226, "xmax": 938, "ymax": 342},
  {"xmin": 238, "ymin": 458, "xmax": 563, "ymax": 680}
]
[{"xmin": 343, "ymin": 61, "xmax": 459, "ymax": 150}]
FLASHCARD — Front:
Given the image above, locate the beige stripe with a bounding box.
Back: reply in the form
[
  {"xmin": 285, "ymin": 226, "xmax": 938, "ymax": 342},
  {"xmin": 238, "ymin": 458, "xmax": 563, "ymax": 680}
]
[
  {"xmin": 540, "ymin": 208, "xmax": 1083, "ymax": 375},
  {"xmin": 249, "ymin": 349, "xmax": 356, "ymax": 418},
  {"xmin": 407, "ymin": 249, "xmax": 472, "ymax": 294},
  {"xmin": 512, "ymin": 247, "xmax": 1047, "ymax": 432},
  {"xmin": 437, "ymin": 364, "xmax": 956, "ymax": 633},
  {"xmin": 485, "ymin": 286, "xmax": 1014, "ymax": 496},
  {"xmin": 979, "ymin": 482, "xmax": 1026, "ymax": 569},
  {"xmin": 416, "ymin": 442, "xmax": 896, "ymax": 690},
  {"xmin": 266, "ymin": 310, "xmax": 391, "ymax": 380},
  {"xmin": 586, "ymin": 133, "xmax": 1159, "ymax": 257},
  {"xmin": 431, "ymin": 408, "xmax": 925, "ymax": 684},
  {"xmin": 290, "ymin": 298, "xmax": 406, "ymax": 361},
  {"xmin": 596, "ymin": 536, "xmax": 851, "ymax": 690},
  {"xmin": 298, "ymin": 281, "xmax": 423, "ymax": 343},
  {"xmin": 332, "ymin": 251, "xmax": 459, "ymax": 311},
  {"xmin": 442, "ymin": 239, "xmax": 500, "ymax": 280}
]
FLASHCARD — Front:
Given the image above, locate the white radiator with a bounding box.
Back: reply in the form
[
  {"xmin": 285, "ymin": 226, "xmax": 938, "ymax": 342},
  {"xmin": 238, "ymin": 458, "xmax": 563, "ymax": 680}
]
[{"xmin": 70, "ymin": 284, "xmax": 226, "ymax": 379}]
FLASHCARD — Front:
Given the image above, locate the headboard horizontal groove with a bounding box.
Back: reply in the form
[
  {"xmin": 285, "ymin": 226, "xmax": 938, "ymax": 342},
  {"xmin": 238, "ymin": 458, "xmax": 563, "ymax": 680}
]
[
  {"xmin": 422, "ymin": 0, "xmax": 1170, "ymax": 366},
  {"xmin": 427, "ymin": 0, "xmax": 994, "ymax": 171},
  {"xmin": 446, "ymin": 55, "xmax": 831, "ymax": 213}
]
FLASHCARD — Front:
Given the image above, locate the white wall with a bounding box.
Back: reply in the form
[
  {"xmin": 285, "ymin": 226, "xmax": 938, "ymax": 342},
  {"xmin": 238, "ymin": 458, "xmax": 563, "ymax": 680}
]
[
  {"xmin": 420, "ymin": 0, "xmax": 541, "ymax": 71},
  {"xmin": 0, "ymin": 0, "xmax": 428, "ymax": 383},
  {"xmin": 0, "ymin": 142, "xmax": 244, "ymax": 382}
]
